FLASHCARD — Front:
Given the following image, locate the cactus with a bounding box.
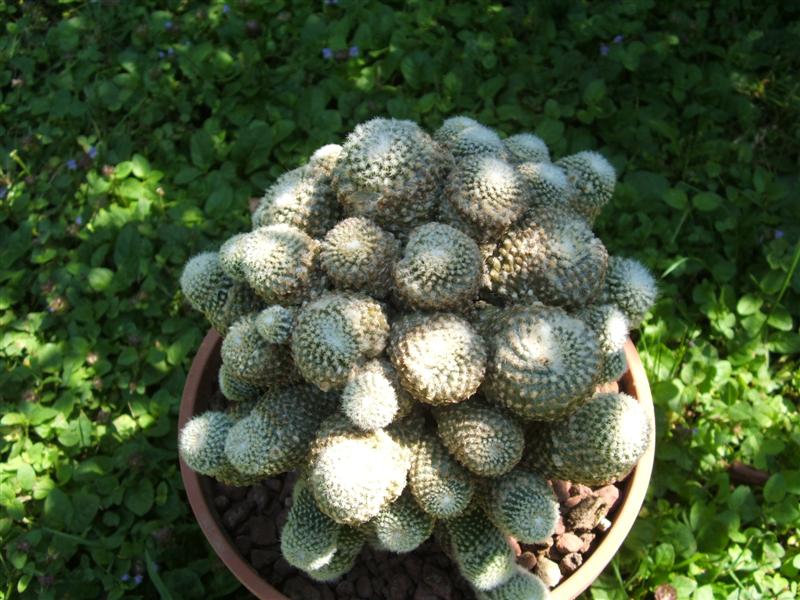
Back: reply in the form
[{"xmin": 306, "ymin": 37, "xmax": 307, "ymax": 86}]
[{"xmin": 179, "ymin": 116, "xmax": 655, "ymax": 596}]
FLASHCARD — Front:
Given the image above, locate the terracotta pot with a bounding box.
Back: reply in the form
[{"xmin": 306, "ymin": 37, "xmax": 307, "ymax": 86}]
[{"xmin": 179, "ymin": 331, "xmax": 655, "ymax": 599}]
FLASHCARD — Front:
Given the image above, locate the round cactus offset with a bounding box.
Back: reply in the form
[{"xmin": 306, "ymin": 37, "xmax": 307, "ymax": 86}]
[{"xmin": 178, "ymin": 116, "xmax": 656, "ymax": 596}]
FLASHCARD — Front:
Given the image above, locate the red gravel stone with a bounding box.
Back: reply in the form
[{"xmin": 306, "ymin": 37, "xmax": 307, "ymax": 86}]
[
  {"xmin": 517, "ymin": 551, "xmax": 537, "ymax": 570},
  {"xmin": 555, "ymin": 532, "xmax": 583, "ymax": 554},
  {"xmin": 559, "ymin": 552, "xmax": 583, "ymax": 575}
]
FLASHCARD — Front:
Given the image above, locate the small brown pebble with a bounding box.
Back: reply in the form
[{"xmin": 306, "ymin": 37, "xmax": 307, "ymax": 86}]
[
  {"xmin": 271, "ymin": 557, "xmax": 293, "ymax": 583},
  {"xmin": 517, "ymin": 551, "xmax": 537, "ymax": 570},
  {"xmin": 535, "ymin": 556, "xmax": 562, "ymax": 587},
  {"xmin": 247, "ymin": 485, "xmax": 270, "ymax": 512},
  {"xmin": 569, "ymin": 483, "xmax": 593, "ymax": 498},
  {"xmin": 595, "ymin": 484, "xmax": 621, "ymax": 513},
  {"xmin": 506, "ymin": 535, "xmax": 522, "ymax": 557},
  {"xmin": 218, "ymin": 483, "xmax": 248, "ymax": 500},
  {"xmin": 554, "ymin": 515, "xmax": 566, "ymax": 536},
  {"xmin": 320, "ymin": 586, "xmax": 336, "ymax": 600},
  {"xmin": 335, "ymin": 580, "xmax": 355, "ymax": 596},
  {"xmin": 563, "ymin": 495, "xmax": 584, "ymax": 510},
  {"xmin": 595, "ymin": 381, "xmax": 619, "ymax": 394},
  {"xmin": 275, "ymin": 508, "xmax": 290, "ymax": 532},
  {"xmin": 251, "ymin": 547, "xmax": 280, "ymax": 570},
  {"xmin": 551, "ymin": 480, "xmax": 571, "ymax": 503},
  {"xmin": 579, "ymin": 532, "xmax": 595, "ymax": 553},
  {"xmin": 387, "ymin": 573, "xmax": 413, "ymax": 600},
  {"xmin": 213, "ymin": 495, "xmax": 230, "ymax": 511},
  {"xmin": 559, "ymin": 552, "xmax": 583, "ymax": 575},
  {"xmin": 404, "ymin": 555, "xmax": 423, "ymax": 581},
  {"xmin": 567, "ymin": 496, "xmax": 608, "ymax": 531},
  {"xmin": 284, "ymin": 575, "xmax": 321, "ymax": 600},
  {"xmin": 355, "ymin": 574, "xmax": 372, "ymax": 598},
  {"xmin": 248, "ymin": 516, "xmax": 276, "ymax": 545},
  {"xmin": 555, "ymin": 532, "xmax": 583, "ymax": 554},
  {"xmin": 234, "ymin": 535, "xmax": 252, "ymax": 556},
  {"xmin": 222, "ymin": 500, "xmax": 253, "ymax": 530},
  {"xmin": 654, "ymin": 583, "xmax": 678, "ymax": 600},
  {"xmin": 264, "ymin": 478, "xmax": 282, "ymax": 493},
  {"xmin": 422, "ymin": 563, "xmax": 452, "ymax": 599},
  {"xmin": 547, "ymin": 545, "xmax": 562, "ymax": 562}
]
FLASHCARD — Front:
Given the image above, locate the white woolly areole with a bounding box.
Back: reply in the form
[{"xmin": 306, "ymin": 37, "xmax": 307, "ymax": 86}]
[
  {"xmin": 442, "ymin": 116, "xmax": 479, "ymax": 130},
  {"xmin": 459, "ymin": 125, "xmax": 503, "ymax": 147},
  {"xmin": 533, "ymin": 162, "xmax": 569, "ymax": 190},
  {"xmin": 509, "ymin": 320, "xmax": 564, "ymax": 373},
  {"xmin": 477, "ymin": 156, "xmax": 517, "ymax": 190},
  {"xmin": 364, "ymin": 129, "xmax": 396, "ymax": 164},
  {"xmin": 179, "ymin": 415, "xmax": 212, "ymax": 456},
  {"xmin": 580, "ymin": 150, "xmax": 616, "ymax": 185},
  {"xmin": 621, "ymin": 258, "xmax": 657, "ymax": 297},
  {"xmin": 605, "ymin": 308, "xmax": 629, "ymax": 350},
  {"xmin": 310, "ymin": 144, "xmax": 343, "ymax": 163},
  {"xmin": 180, "ymin": 252, "xmax": 216, "ymax": 289},
  {"xmin": 271, "ymin": 178, "xmax": 300, "ymax": 209}
]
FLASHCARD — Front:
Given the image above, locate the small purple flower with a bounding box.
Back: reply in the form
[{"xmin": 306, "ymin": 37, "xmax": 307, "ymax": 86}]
[
  {"xmin": 599, "ymin": 44, "xmax": 610, "ymax": 56},
  {"xmin": 348, "ymin": 45, "xmax": 359, "ymax": 58},
  {"xmin": 223, "ymin": 4, "xmax": 230, "ymax": 13},
  {"xmin": 164, "ymin": 20, "xmax": 173, "ymax": 30},
  {"xmin": 67, "ymin": 159, "xmax": 78, "ymax": 170},
  {"xmin": 324, "ymin": 0, "xmax": 339, "ymax": 5},
  {"xmin": 322, "ymin": 47, "xmax": 333, "ymax": 59},
  {"xmin": 158, "ymin": 50, "xmax": 165, "ymax": 59},
  {"xmin": 167, "ymin": 47, "xmax": 175, "ymax": 56},
  {"xmin": 774, "ymin": 230, "xmax": 785, "ymax": 239},
  {"xmin": 613, "ymin": 34, "xmax": 624, "ymax": 44},
  {"xmin": 87, "ymin": 146, "xmax": 98, "ymax": 159},
  {"xmin": 75, "ymin": 215, "xmax": 83, "ymax": 225},
  {"xmin": 134, "ymin": 574, "xmax": 143, "ymax": 585},
  {"xmin": 0, "ymin": 186, "xmax": 7, "ymax": 199},
  {"xmin": 120, "ymin": 573, "xmax": 130, "ymax": 582}
]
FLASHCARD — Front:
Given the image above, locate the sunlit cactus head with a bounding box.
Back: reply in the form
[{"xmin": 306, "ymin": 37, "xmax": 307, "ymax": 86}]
[
  {"xmin": 220, "ymin": 314, "xmax": 295, "ymax": 387},
  {"xmin": 178, "ymin": 411, "xmax": 233, "ymax": 477},
  {"xmin": 444, "ymin": 124, "xmax": 507, "ymax": 160},
  {"xmin": 307, "ymin": 415, "xmax": 411, "ymax": 525},
  {"xmin": 503, "ymin": 133, "xmax": 550, "ymax": 164},
  {"xmin": 483, "ymin": 305, "xmax": 602, "ymax": 421},
  {"xmin": 446, "ymin": 506, "xmax": 517, "ymax": 591},
  {"xmin": 291, "ymin": 292, "xmax": 390, "ymax": 391},
  {"xmin": 476, "ymin": 567, "xmax": 550, "ymax": 600},
  {"xmin": 433, "ymin": 115, "xmax": 481, "ymax": 145},
  {"xmin": 254, "ymin": 304, "xmax": 295, "ymax": 344},
  {"xmin": 434, "ymin": 397, "xmax": 524, "ymax": 477},
  {"xmin": 332, "ymin": 117, "xmax": 451, "ymax": 234},
  {"xmin": 485, "ymin": 210, "xmax": 608, "ymax": 308},
  {"xmin": 369, "ymin": 490, "xmax": 435, "ymax": 553},
  {"xmin": 305, "ymin": 527, "xmax": 365, "ymax": 582},
  {"xmin": 179, "ymin": 251, "xmax": 261, "ymax": 332},
  {"xmin": 482, "ymin": 469, "xmax": 559, "ymax": 544},
  {"xmin": 224, "ymin": 385, "xmax": 336, "ymax": 477},
  {"xmin": 393, "ymin": 222, "xmax": 482, "ymax": 311},
  {"xmin": 219, "ymin": 224, "xmax": 318, "ymax": 305},
  {"xmin": 320, "ymin": 217, "xmax": 399, "ymax": 299},
  {"xmin": 556, "ymin": 150, "xmax": 616, "ymax": 222},
  {"xmin": 389, "ymin": 312, "xmax": 487, "ymax": 405},
  {"xmin": 308, "ymin": 143, "xmax": 343, "ymax": 176},
  {"xmin": 218, "ymin": 363, "xmax": 265, "ymax": 403},
  {"xmin": 601, "ymin": 256, "xmax": 658, "ymax": 328},
  {"xmin": 281, "ymin": 478, "xmax": 342, "ymax": 571},
  {"xmin": 341, "ymin": 358, "xmax": 412, "ymax": 431},
  {"xmin": 409, "ymin": 430, "xmax": 476, "ymax": 519},
  {"xmin": 527, "ymin": 392, "xmax": 652, "ymax": 486},
  {"xmin": 516, "ymin": 161, "xmax": 570, "ymax": 209},
  {"xmin": 251, "ymin": 166, "xmax": 341, "ymax": 238},
  {"xmin": 577, "ymin": 303, "xmax": 630, "ymax": 382},
  {"xmin": 442, "ymin": 155, "xmax": 528, "ymax": 242}
]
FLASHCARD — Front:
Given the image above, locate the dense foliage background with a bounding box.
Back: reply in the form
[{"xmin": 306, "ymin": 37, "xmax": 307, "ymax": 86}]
[{"xmin": 1, "ymin": 1, "xmax": 799, "ymax": 598}]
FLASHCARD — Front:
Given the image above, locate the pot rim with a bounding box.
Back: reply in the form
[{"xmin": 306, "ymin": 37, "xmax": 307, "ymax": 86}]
[{"xmin": 178, "ymin": 331, "xmax": 655, "ymax": 600}]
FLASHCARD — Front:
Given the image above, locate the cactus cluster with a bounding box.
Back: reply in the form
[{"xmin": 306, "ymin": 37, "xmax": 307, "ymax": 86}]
[{"xmin": 179, "ymin": 116, "xmax": 657, "ymax": 597}]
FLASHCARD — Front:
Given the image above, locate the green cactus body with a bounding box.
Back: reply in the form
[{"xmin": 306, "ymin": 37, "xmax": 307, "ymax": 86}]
[
  {"xmin": 556, "ymin": 150, "xmax": 616, "ymax": 223},
  {"xmin": 516, "ymin": 162, "xmax": 569, "ymax": 210},
  {"xmin": 218, "ymin": 364, "xmax": 265, "ymax": 403},
  {"xmin": 434, "ymin": 116, "xmax": 481, "ymax": 145},
  {"xmin": 476, "ymin": 567, "xmax": 550, "ymax": 600},
  {"xmin": 484, "ymin": 209, "xmax": 608, "ymax": 308},
  {"xmin": 577, "ymin": 303, "xmax": 629, "ymax": 383},
  {"xmin": 307, "ymin": 415, "xmax": 411, "ymax": 525},
  {"xmin": 435, "ymin": 398, "xmax": 524, "ymax": 477},
  {"xmin": 178, "ymin": 411, "xmax": 234, "ymax": 477},
  {"xmin": 254, "ymin": 305, "xmax": 295, "ymax": 345},
  {"xmin": 389, "ymin": 312, "xmax": 487, "ymax": 405},
  {"xmin": 341, "ymin": 359, "xmax": 412, "ymax": 431},
  {"xmin": 332, "ymin": 118, "xmax": 451, "ymax": 234},
  {"xmin": 442, "ymin": 155, "xmax": 528, "ymax": 243},
  {"xmin": 446, "ymin": 507, "xmax": 517, "ymax": 591},
  {"xmin": 483, "ymin": 469, "xmax": 559, "ymax": 544},
  {"xmin": 503, "ymin": 133, "xmax": 551, "ymax": 164},
  {"xmin": 307, "ymin": 144, "xmax": 343, "ymax": 176},
  {"xmin": 528, "ymin": 392, "xmax": 652, "ymax": 485},
  {"xmin": 221, "ymin": 314, "xmax": 294, "ymax": 387},
  {"xmin": 601, "ymin": 256, "xmax": 658, "ymax": 328},
  {"xmin": 409, "ymin": 431, "xmax": 475, "ymax": 519},
  {"xmin": 370, "ymin": 490, "xmax": 435, "ymax": 553},
  {"xmin": 393, "ymin": 222, "xmax": 483, "ymax": 311},
  {"xmin": 305, "ymin": 526, "xmax": 366, "ymax": 582},
  {"xmin": 281, "ymin": 479, "xmax": 342, "ymax": 571},
  {"xmin": 291, "ymin": 292, "xmax": 390, "ymax": 391},
  {"xmin": 483, "ymin": 305, "xmax": 602, "ymax": 421},
  {"xmin": 320, "ymin": 217, "xmax": 399, "ymax": 299},
  {"xmin": 444, "ymin": 124, "xmax": 508, "ymax": 160}
]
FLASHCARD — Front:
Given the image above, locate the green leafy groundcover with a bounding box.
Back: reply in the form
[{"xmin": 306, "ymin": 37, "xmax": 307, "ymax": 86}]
[{"xmin": 1, "ymin": 1, "xmax": 798, "ymax": 598}]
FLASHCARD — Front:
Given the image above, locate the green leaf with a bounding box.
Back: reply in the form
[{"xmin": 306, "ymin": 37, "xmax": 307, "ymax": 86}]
[
  {"xmin": 43, "ymin": 489, "xmax": 73, "ymax": 529},
  {"xmin": 663, "ymin": 188, "xmax": 688, "ymax": 210},
  {"xmin": 17, "ymin": 464, "xmax": 36, "ymax": 491},
  {"xmin": 583, "ymin": 79, "xmax": 606, "ymax": 105},
  {"xmin": 767, "ymin": 305, "xmax": 793, "ymax": 331},
  {"xmin": 736, "ymin": 294, "xmax": 763, "ymax": 316},
  {"xmin": 124, "ymin": 479, "xmax": 154, "ymax": 516},
  {"xmin": 190, "ymin": 130, "xmax": 215, "ymax": 170},
  {"xmin": 764, "ymin": 473, "xmax": 787, "ymax": 503},
  {"xmin": 88, "ymin": 267, "xmax": 114, "ymax": 292},
  {"xmin": 692, "ymin": 192, "xmax": 722, "ymax": 212}
]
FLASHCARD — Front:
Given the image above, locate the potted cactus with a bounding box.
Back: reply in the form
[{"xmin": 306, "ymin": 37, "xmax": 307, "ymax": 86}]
[{"xmin": 177, "ymin": 117, "xmax": 657, "ymax": 599}]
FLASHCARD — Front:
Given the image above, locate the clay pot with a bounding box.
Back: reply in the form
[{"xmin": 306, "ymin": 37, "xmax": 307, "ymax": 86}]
[{"xmin": 179, "ymin": 331, "xmax": 655, "ymax": 599}]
